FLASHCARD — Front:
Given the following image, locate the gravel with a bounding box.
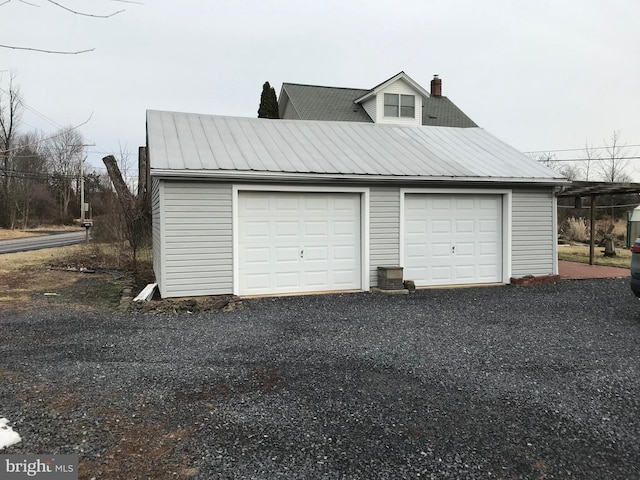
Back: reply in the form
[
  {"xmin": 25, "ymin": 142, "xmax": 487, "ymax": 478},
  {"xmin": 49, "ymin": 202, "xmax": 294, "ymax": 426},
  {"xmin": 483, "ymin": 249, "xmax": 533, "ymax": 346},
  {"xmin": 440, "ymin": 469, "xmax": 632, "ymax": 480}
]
[{"xmin": 1, "ymin": 278, "xmax": 640, "ymax": 479}]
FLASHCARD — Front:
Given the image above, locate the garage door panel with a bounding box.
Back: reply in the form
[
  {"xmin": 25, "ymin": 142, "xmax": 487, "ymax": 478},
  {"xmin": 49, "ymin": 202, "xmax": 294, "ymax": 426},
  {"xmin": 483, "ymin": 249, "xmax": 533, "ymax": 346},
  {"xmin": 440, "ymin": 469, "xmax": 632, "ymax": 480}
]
[
  {"xmin": 244, "ymin": 247, "xmax": 271, "ymax": 265},
  {"xmin": 456, "ymin": 242, "xmax": 475, "ymax": 256},
  {"xmin": 245, "ymin": 273, "xmax": 270, "ymax": 290},
  {"xmin": 333, "ymin": 269, "xmax": 358, "ymax": 286},
  {"xmin": 239, "ymin": 191, "xmax": 361, "ymax": 295},
  {"xmin": 243, "ymin": 221, "xmax": 269, "ymax": 239},
  {"xmin": 433, "ymin": 198, "xmax": 452, "ymax": 210},
  {"xmin": 305, "ymin": 271, "xmax": 329, "ymax": 286},
  {"xmin": 432, "ymin": 266, "xmax": 453, "ymax": 280},
  {"xmin": 404, "ymin": 194, "xmax": 502, "ymax": 286},
  {"xmin": 407, "ymin": 220, "xmax": 427, "ymax": 234},
  {"xmin": 275, "ymin": 272, "xmax": 300, "ymax": 289},
  {"xmin": 479, "ymin": 220, "xmax": 498, "ymax": 233},
  {"xmin": 333, "ymin": 245, "xmax": 356, "ymax": 260},
  {"xmin": 432, "ymin": 243, "xmax": 451, "ymax": 257},
  {"xmin": 333, "ymin": 220, "xmax": 357, "ymax": 236},
  {"xmin": 304, "ymin": 221, "xmax": 328, "ymax": 237},
  {"xmin": 304, "ymin": 245, "xmax": 328, "ymax": 261},
  {"xmin": 432, "ymin": 220, "xmax": 452, "ymax": 233},
  {"xmin": 456, "ymin": 220, "xmax": 474, "ymax": 233},
  {"xmin": 479, "ymin": 242, "xmax": 498, "ymax": 255},
  {"xmin": 275, "ymin": 246, "xmax": 299, "ymax": 262}
]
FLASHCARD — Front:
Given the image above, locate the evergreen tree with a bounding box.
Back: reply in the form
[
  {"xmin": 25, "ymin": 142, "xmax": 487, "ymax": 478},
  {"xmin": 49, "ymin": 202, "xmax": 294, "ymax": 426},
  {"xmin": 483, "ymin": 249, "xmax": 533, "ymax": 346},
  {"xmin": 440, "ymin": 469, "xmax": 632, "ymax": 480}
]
[{"xmin": 258, "ymin": 81, "xmax": 279, "ymax": 119}]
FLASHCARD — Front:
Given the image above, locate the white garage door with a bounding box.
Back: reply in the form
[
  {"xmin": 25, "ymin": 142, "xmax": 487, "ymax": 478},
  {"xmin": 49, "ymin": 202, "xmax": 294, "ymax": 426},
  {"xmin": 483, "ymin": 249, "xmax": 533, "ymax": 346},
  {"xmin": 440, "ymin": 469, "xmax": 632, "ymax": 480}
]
[
  {"xmin": 238, "ymin": 191, "xmax": 361, "ymax": 295},
  {"xmin": 404, "ymin": 194, "xmax": 502, "ymax": 286}
]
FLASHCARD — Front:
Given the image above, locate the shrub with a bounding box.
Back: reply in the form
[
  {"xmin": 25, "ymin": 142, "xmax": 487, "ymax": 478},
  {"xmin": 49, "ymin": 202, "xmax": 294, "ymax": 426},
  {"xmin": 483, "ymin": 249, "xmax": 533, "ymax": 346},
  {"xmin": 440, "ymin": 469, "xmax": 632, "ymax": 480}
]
[{"xmin": 564, "ymin": 217, "xmax": 589, "ymax": 243}]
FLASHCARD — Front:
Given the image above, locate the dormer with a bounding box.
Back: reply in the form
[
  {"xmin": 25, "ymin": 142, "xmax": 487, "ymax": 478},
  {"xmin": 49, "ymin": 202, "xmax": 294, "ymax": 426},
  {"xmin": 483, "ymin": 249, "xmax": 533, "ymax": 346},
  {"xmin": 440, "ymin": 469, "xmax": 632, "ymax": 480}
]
[{"xmin": 354, "ymin": 71, "xmax": 430, "ymax": 126}]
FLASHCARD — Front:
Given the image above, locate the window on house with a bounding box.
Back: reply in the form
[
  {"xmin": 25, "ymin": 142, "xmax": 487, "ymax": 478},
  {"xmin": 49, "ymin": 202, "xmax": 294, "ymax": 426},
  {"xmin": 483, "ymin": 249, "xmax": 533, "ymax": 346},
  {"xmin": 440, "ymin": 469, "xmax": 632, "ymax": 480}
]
[{"xmin": 384, "ymin": 93, "xmax": 415, "ymax": 118}]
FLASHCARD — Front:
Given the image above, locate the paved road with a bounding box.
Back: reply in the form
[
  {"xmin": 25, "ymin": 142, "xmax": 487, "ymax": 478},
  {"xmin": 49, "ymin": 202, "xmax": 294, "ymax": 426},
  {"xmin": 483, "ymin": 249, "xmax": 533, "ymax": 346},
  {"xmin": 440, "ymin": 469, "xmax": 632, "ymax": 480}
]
[
  {"xmin": 1, "ymin": 278, "xmax": 639, "ymax": 479},
  {"xmin": 0, "ymin": 230, "xmax": 87, "ymax": 254}
]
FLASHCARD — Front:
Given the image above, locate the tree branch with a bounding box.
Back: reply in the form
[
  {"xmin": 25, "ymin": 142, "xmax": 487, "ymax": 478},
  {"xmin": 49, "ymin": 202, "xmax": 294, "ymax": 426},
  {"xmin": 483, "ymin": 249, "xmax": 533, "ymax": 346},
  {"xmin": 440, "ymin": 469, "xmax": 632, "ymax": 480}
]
[
  {"xmin": 0, "ymin": 43, "xmax": 94, "ymax": 54},
  {"xmin": 0, "ymin": 112, "xmax": 93, "ymax": 154},
  {"xmin": 46, "ymin": 0, "xmax": 124, "ymax": 18}
]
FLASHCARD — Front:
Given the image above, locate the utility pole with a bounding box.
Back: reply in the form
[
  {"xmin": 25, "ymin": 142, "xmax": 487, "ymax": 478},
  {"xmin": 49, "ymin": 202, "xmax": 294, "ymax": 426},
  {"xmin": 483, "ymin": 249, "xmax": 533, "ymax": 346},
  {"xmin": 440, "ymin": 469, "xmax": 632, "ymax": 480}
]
[
  {"xmin": 70, "ymin": 144, "xmax": 94, "ymax": 222},
  {"xmin": 80, "ymin": 155, "xmax": 86, "ymax": 222}
]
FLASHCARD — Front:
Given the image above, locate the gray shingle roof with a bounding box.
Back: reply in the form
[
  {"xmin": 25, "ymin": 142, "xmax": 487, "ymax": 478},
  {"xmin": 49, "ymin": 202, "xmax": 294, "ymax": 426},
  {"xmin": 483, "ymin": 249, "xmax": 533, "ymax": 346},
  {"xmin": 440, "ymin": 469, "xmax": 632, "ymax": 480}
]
[
  {"xmin": 280, "ymin": 79, "xmax": 478, "ymax": 128},
  {"xmin": 147, "ymin": 110, "xmax": 566, "ymax": 185},
  {"xmin": 422, "ymin": 96, "xmax": 478, "ymax": 127},
  {"xmin": 280, "ymin": 83, "xmax": 372, "ymax": 122}
]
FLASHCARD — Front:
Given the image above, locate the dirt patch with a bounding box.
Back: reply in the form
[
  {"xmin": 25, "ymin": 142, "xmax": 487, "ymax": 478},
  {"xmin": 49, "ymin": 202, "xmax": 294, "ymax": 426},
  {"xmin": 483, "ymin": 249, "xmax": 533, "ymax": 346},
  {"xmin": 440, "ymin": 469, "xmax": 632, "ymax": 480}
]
[
  {"xmin": 0, "ymin": 245, "xmax": 131, "ymax": 312},
  {"xmin": 0, "ymin": 244, "xmax": 243, "ymax": 315}
]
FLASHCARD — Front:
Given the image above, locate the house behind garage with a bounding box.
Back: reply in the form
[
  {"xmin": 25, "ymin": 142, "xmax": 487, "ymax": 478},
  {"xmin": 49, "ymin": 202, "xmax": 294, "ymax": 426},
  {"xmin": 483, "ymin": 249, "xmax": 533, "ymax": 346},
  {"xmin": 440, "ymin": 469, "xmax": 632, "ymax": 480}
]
[{"xmin": 147, "ymin": 72, "xmax": 567, "ymax": 298}]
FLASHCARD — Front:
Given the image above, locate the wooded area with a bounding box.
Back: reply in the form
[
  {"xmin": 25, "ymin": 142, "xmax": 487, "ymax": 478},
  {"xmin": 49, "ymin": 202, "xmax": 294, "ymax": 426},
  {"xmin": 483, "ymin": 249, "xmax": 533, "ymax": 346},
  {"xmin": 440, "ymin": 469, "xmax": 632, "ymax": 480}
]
[{"xmin": 0, "ymin": 73, "xmax": 125, "ymax": 230}]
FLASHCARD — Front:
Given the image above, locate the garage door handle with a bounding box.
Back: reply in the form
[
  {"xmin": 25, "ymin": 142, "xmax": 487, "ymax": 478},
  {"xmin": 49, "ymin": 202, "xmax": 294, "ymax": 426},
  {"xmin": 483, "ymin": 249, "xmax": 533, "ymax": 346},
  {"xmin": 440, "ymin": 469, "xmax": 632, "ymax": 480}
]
[
  {"xmin": 452, "ymin": 245, "xmax": 455, "ymax": 253},
  {"xmin": 300, "ymin": 249, "xmax": 304, "ymax": 258}
]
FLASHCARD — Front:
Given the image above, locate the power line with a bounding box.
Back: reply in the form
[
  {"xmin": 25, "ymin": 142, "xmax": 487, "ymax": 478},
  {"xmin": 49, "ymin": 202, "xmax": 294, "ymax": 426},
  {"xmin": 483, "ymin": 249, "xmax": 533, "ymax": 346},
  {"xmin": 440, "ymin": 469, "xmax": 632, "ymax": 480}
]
[
  {"xmin": 525, "ymin": 144, "xmax": 640, "ymax": 154},
  {"xmin": 538, "ymin": 156, "xmax": 640, "ymax": 163}
]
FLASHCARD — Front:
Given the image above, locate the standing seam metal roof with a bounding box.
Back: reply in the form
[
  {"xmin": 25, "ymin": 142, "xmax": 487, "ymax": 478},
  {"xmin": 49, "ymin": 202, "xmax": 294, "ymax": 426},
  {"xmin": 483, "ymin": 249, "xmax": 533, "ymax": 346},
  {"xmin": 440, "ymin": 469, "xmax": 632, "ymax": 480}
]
[{"xmin": 147, "ymin": 110, "xmax": 566, "ymax": 183}]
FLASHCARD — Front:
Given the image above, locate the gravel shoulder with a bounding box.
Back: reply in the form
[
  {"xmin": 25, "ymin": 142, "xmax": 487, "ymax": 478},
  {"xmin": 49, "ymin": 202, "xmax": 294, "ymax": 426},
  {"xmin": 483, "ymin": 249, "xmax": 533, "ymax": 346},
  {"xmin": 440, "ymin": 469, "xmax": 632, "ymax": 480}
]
[{"xmin": 1, "ymin": 278, "xmax": 640, "ymax": 479}]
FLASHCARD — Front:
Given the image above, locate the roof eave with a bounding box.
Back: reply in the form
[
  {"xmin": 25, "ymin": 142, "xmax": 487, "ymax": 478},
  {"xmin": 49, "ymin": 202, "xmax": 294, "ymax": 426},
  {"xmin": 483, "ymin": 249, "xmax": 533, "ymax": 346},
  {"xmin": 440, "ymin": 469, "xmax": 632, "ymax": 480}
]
[
  {"xmin": 354, "ymin": 71, "xmax": 431, "ymax": 104},
  {"xmin": 150, "ymin": 168, "xmax": 569, "ymax": 187}
]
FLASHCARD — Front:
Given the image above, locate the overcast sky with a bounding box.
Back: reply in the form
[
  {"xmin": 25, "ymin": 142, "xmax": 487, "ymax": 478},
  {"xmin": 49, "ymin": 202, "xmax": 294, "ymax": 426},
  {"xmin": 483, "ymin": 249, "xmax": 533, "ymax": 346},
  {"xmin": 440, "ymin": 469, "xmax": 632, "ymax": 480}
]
[{"xmin": 3, "ymin": 0, "xmax": 639, "ymax": 180}]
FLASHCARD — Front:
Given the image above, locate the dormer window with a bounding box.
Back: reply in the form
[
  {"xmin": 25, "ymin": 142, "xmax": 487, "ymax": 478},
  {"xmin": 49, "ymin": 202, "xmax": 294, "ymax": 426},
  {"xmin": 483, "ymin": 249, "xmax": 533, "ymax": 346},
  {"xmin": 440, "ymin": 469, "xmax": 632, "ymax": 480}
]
[{"xmin": 384, "ymin": 93, "xmax": 415, "ymax": 118}]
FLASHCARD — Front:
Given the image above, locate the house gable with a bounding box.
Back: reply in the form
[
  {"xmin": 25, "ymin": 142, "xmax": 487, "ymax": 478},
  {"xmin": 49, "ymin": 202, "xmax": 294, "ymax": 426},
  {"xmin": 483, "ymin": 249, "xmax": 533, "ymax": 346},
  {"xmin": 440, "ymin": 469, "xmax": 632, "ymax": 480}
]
[
  {"xmin": 365, "ymin": 77, "xmax": 423, "ymax": 126},
  {"xmin": 277, "ymin": 71, "xmax": 477, "ymax": 128}
]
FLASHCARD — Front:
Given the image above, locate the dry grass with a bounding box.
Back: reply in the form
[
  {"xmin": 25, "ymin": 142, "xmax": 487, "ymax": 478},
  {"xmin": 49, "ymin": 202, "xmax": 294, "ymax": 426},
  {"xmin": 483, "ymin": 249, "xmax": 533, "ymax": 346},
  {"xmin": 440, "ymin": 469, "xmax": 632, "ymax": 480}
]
[
  {"xmin": 0, "ymin": 226, "xmax": 83, "ymax": 240},
  {"xmin": 0, "ymin": 243, "xmax": 145, "ymax": 312},
  {"xmin": 558, "ymin": 243, "xmax": 632, "ymax": 269}
]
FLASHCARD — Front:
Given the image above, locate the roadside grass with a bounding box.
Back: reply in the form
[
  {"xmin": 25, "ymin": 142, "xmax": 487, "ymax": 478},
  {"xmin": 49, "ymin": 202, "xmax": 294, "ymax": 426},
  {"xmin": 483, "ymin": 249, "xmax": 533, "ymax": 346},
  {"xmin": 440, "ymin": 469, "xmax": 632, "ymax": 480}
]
[
  {"xmin": 0, "ymin": 242, "xmax": 153, "ymax": 312},
  {"xmin": 558, "ymin": 243, "xmax": 631, "ymax": 269},
  {"xmin": 0, "ymin": 226, "xmax": 83, "ymax": 241}
]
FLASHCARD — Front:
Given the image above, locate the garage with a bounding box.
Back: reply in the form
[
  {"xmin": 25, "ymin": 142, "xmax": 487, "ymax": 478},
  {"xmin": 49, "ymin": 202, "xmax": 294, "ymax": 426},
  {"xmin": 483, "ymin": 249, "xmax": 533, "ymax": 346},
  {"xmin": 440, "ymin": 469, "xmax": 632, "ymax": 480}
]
[
  {"xmin": 237, "ymin": 191, "xmax": 362, "ymax": 295},
  {"xmin": 403, "ymin": 193, "xmax": 503, "ymax": 286},
  {"xmin": 148, "ymin": 111, "xmax": 566, "ymax": 298}
]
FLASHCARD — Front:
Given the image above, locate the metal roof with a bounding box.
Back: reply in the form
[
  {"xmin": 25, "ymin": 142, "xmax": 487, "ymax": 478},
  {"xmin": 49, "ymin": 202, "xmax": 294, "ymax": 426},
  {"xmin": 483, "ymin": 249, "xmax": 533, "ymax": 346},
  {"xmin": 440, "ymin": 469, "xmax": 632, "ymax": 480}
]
[{"xmin": 147, "ymin": 110, "xmax": 566, "ymax": 184}]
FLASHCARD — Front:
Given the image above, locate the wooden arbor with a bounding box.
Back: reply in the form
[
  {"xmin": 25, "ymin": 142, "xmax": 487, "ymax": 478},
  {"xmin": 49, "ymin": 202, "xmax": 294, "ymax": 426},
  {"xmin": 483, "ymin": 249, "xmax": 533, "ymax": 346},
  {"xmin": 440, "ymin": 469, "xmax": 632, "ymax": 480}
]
[{"xmin": 557, "ymin": 181, "xmax": 640, "ymax": 264}]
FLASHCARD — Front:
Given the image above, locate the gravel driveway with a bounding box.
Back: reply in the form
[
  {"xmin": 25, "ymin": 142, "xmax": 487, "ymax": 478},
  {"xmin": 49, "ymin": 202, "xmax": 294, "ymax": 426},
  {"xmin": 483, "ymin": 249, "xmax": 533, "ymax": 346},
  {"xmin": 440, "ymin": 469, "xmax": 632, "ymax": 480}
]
[{"xmin": 1, "ymin": 278, "xmax": 639, "ymax": 479}]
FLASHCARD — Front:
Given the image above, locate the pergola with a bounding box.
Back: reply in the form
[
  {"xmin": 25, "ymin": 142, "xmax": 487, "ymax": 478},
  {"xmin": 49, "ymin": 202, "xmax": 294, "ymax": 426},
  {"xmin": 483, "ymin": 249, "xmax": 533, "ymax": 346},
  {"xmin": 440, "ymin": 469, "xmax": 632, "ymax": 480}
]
[{"xmin": 557, "ymin": 181, "xmax": 640, "ymax": 264}]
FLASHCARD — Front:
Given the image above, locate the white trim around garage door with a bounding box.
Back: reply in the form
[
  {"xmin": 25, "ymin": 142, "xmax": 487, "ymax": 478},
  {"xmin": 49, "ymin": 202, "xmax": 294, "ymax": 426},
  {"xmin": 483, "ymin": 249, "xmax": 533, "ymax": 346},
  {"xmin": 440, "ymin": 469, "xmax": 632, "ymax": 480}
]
[
  {"xmin": 399, "ymin": 188, "xmax": 512, "ymax": 285},
  {"xmin": 232, "ymin": 185, "xmax": 370, "ymax": 296}
]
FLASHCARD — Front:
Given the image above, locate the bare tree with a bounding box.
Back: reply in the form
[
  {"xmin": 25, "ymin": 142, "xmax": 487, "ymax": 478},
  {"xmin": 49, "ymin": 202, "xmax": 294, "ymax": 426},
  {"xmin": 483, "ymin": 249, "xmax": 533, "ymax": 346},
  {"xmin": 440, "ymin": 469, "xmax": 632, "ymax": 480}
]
[
  {"xmin": 0, "ymin": 0, "xmax": 139, "ymax": 55},
  {"xmin": 0, "ymin": 72, "xmax": 23, "ymax": 228},
  {"xmin": 12, "ymin": 132, "xmax": 49, "ymax": 228},
  {"xmin": 45, "ymin": 127, "xmax": 84, "ymax": 220},
  {"xmin": 115, "ymin": 141, "xmax": 137, "ymax": 193},
  {"xmin": 103, "ymin": 154, "xmax": 150, "ymax": 270},
  {"xmin": 532, "ymin": 151, "xmax": 582, "ymax": 180},
  {"xmin": 598, "ymin": 131, "xmax": 632, "ymax": 183},
  {"xmin": 582, "ymin": 141, "xmax": 600, "ymax": 182},
  {"xmin": 531, "ymin": 151, "xmax": 557, "ymax": 170}
]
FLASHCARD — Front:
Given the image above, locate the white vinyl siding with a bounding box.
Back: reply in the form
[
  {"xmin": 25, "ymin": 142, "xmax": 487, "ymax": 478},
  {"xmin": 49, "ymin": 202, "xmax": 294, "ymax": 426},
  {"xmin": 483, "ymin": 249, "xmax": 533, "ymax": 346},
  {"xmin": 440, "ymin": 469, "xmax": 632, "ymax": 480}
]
[
  {"xmin": 369, "ymin": 187, "xmax": 400, "ymax": 286},
  {"xmin": 162, "ymin": 181, "xmax": 233, "ymax": 297},
  {"xmin": 361, "ymin": 97, "xmax": 376, "ymax": 122},
  {"xmin": 374, "ymin": 79, "xmax": 422, "ymax": 126},
  {"xmin": 511, "ymin": 188, "xmax": 555, "ymax": 277},
  {"xmin": 151, "ymin": 177, "xmax": 163, "ymax": 293}
]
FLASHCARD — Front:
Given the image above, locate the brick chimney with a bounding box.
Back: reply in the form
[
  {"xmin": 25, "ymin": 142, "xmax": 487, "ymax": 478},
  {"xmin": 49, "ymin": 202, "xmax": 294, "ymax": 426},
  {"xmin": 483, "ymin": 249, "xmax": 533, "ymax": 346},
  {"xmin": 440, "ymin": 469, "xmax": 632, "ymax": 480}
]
[{"xmin": 430, "ymin": 75, "xmax": 442, "ymax": 97}]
